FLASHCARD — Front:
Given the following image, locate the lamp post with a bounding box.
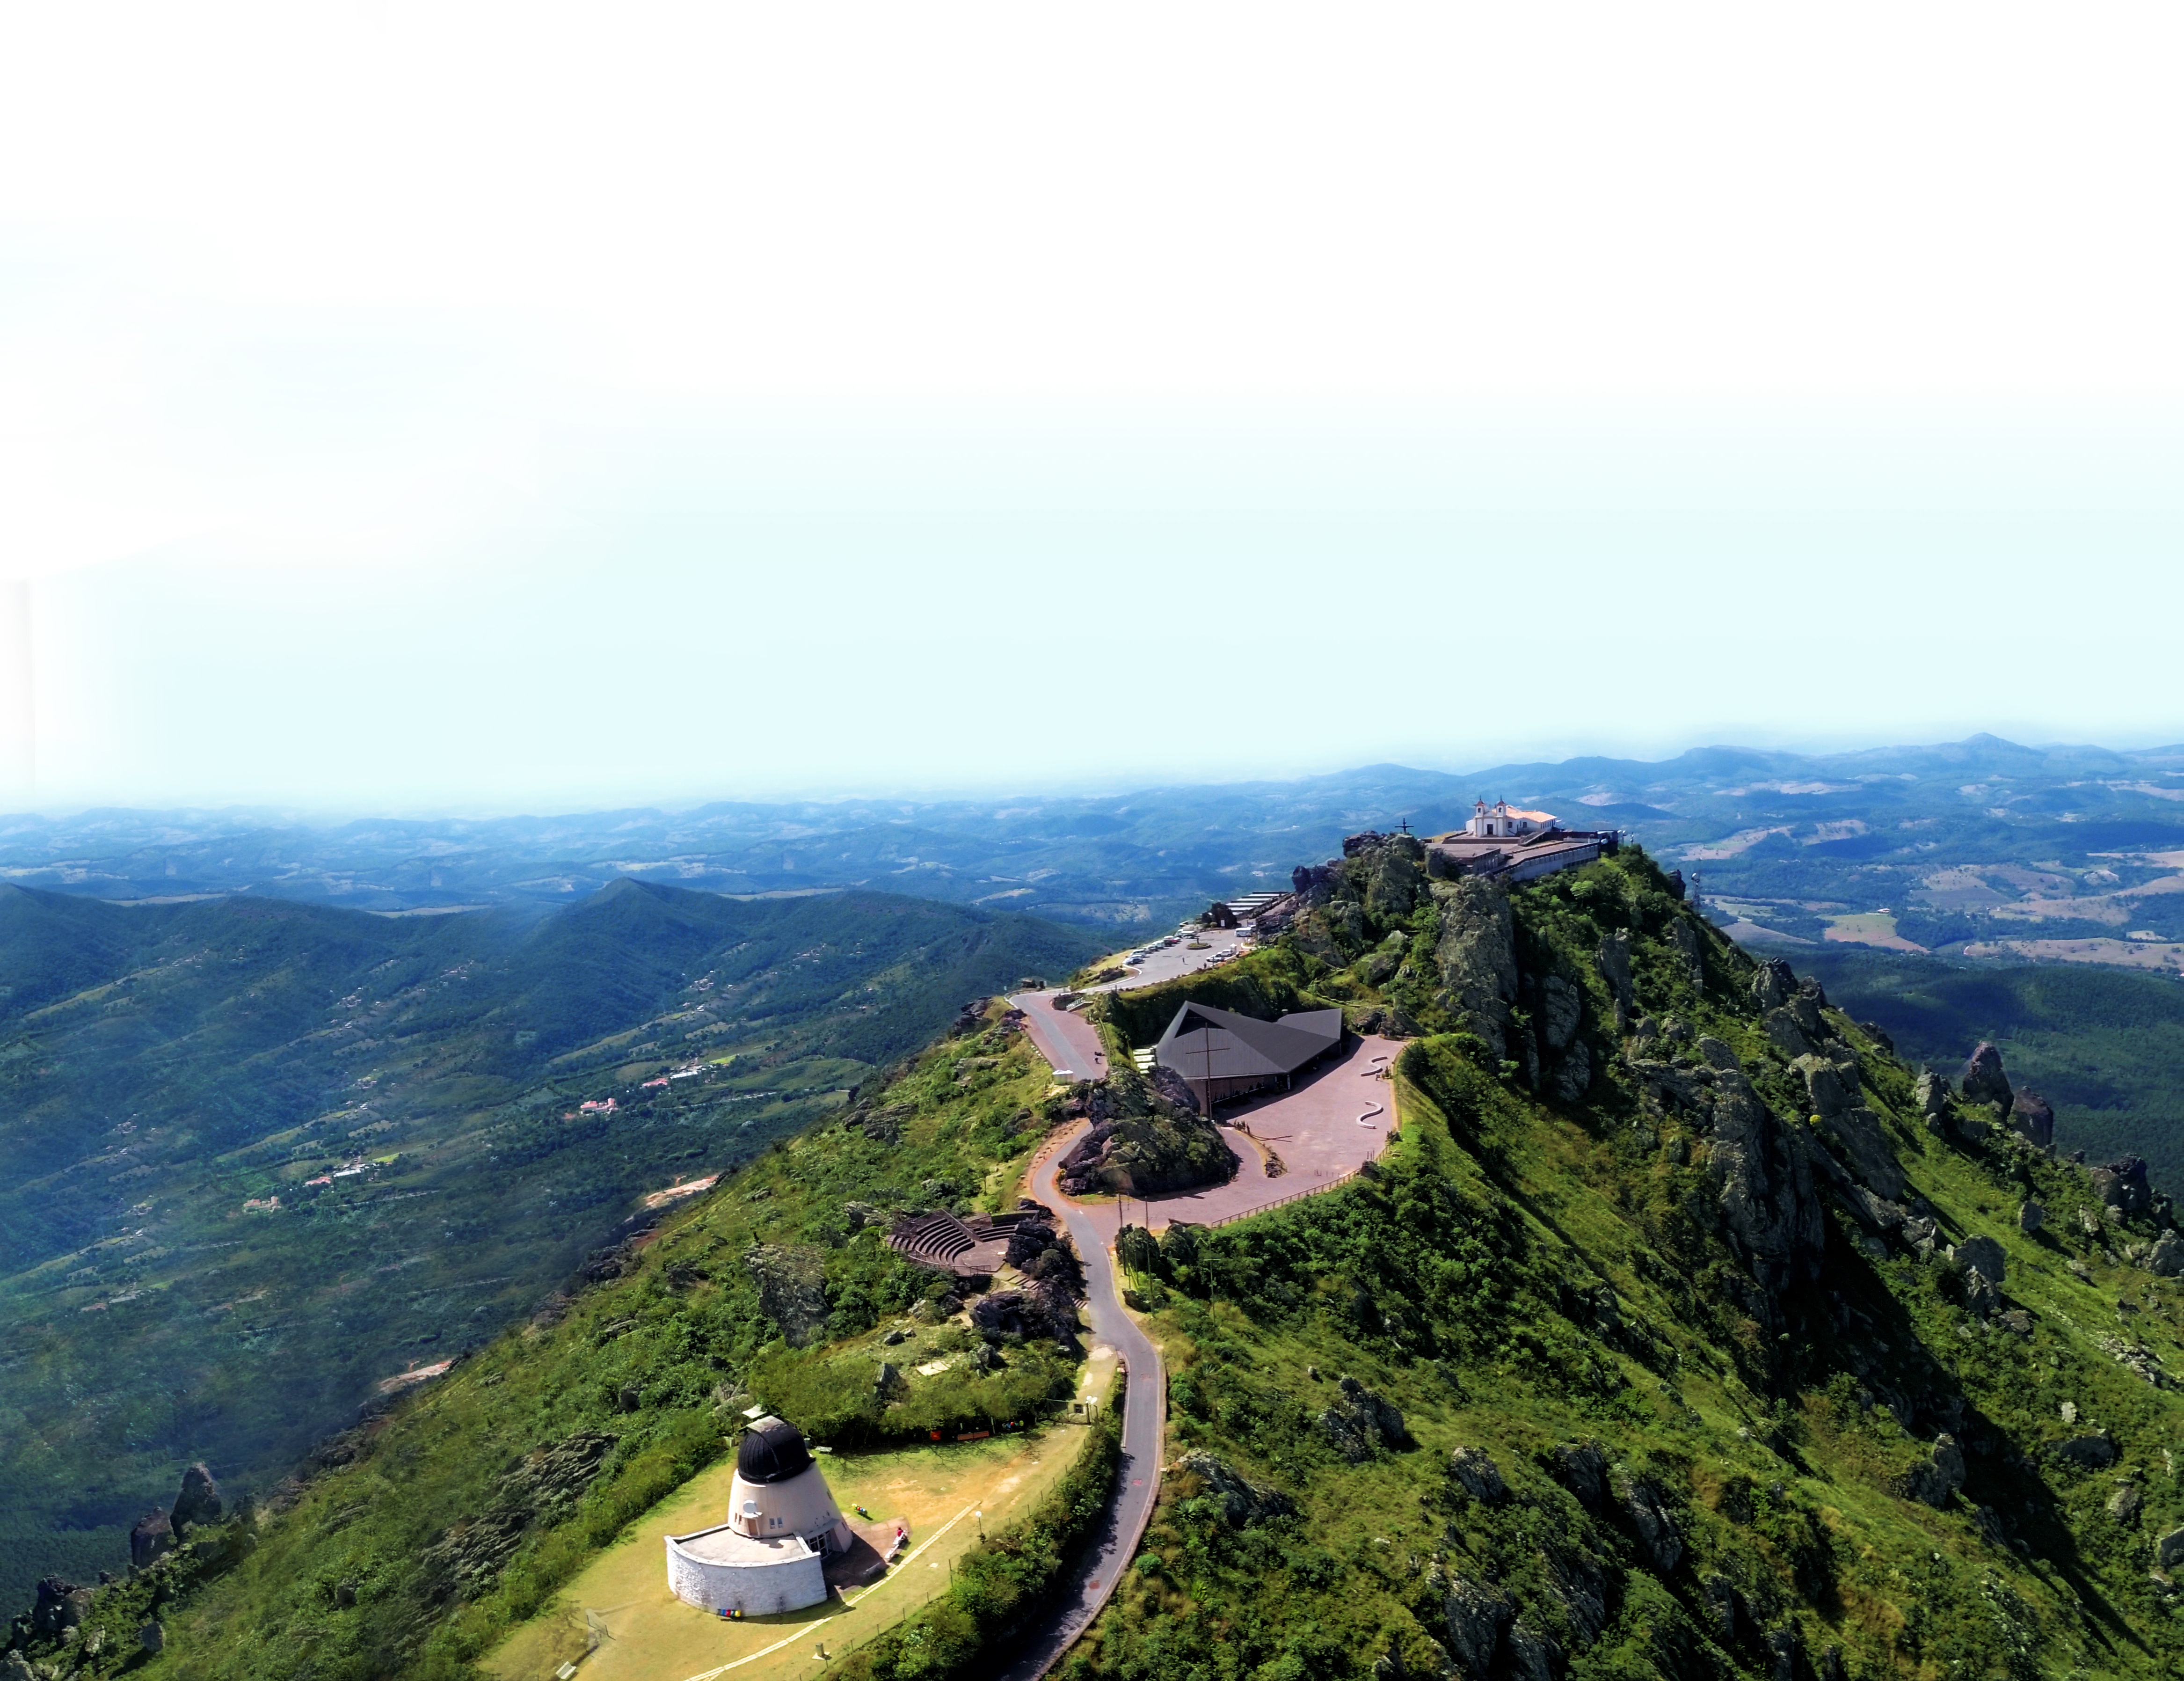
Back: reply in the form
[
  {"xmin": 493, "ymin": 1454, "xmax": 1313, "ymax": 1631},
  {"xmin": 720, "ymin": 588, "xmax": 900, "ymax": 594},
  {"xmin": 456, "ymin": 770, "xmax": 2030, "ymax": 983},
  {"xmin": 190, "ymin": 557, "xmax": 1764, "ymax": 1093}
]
[{"xmin": 976, "ymin": 1509, "xmax": 984, "ymax": 1540}]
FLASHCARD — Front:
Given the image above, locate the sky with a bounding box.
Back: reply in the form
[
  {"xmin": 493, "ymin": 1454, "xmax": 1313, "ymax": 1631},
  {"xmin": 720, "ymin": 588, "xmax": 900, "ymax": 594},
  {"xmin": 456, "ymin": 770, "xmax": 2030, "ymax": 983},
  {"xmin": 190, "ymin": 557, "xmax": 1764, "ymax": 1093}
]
[{"xmin": 3, "ymin": 3, "xmax": 2182, "ymax": 812}]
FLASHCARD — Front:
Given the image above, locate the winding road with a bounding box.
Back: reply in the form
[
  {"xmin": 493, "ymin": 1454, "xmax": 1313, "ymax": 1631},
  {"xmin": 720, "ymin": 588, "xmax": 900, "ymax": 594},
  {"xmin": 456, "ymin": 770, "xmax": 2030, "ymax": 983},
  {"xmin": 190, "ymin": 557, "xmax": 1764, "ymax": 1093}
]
[{"xmin": 991, "ymin": 1124, "xmax": 1165, "ymax": 1681}]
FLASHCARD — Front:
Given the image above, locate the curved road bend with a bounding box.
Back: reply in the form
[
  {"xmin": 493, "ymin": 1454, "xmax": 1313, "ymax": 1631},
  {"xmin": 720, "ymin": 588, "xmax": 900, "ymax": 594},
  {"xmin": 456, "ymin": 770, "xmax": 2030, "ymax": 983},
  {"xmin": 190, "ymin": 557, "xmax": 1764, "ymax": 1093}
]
[{"xmin": 993, "ymin": 1123, "xmax": 1163, "ymax": 1681}]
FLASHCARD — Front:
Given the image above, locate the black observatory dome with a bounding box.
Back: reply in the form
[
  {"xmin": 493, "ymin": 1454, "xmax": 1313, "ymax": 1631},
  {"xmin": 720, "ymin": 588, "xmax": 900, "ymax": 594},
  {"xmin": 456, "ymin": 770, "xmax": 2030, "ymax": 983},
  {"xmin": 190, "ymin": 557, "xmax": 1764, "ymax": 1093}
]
[{"xmin": 736, "ymin": 1415, "xmax": 814, "ymax": 1485}]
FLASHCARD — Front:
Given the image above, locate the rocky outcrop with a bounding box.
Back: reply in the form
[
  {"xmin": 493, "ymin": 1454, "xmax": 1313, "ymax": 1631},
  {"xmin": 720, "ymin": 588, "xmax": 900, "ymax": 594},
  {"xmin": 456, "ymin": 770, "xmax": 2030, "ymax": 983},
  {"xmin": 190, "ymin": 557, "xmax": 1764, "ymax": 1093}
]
[
  {"xmin": 130, "ymin": 1507, "xmax": 175, "ymax": 1567},
  {"xmin": 1057, "ymin": 1109, "xmax": 1235, "ymax": 1197},
  {"xmin": 1317, "ymin": 1376, "xmax": 1406, "ymax": 1462},
  {"xmin": 2011, "ymin": 1090, "xmax": 2056, "ymax": 1148},
  {"xmin": 1893, "ymin": 1434, "xmax": 1966, "ymax": 1507},
  {"xmin": 1597, "ymin": 931, "xmax": 1634, "ymax": 1028},
  {"xmin": 1448, "ymin": 1446, "xmax": 1507, "ymax": 1503},
  {"xmin": 970, "ymin": 1281, "xmax": 1079, "ymax": 1344},
  {"xmin": 1442, "ymin": 1575, "xmax": 1513, "ymax": 1676},
  {"xmin": 744, "ymin": 1243, "xmax": 830, "ymax": 1346},
  {"xmin": 2092, "ymin": 1156, "xmax": 2154, "ymax": 1220},
  {"xmin": 1914, "ymin": 1070, "xmax": 1954, "ymax": 1135},
  {"xmin": 1796, "ymin": 1054, "xmax": 1906, "ymax": 1201},
  {"xmin": 29, "ymin": 1577, "xmax": 94, "ymax": 1636},
  {"xmin": 1431, "ymin": 876, "xmax": 1518, "ymax": 1058},
  {"xmin": 1553, "ymin": 1440, "xmax": 1607, "ymax": 1510},
  {"xmin": 1505, "ymin": 1623, "xmax": 1560, "ymax": 1681},
  {"xmin": 171, "ymin": 1462, "xmax": 223, "ymax": 1534},
  {"xmin": 2020, "ymin": 1200, "xmax": 2046, "ymax": 1234},
  {"xmin": 2149, "ymin": 1231, "xmax": 2184, "ymax": 1277},
  {"xmin": 2057, "ymin": 1432, "xmax": 2117, "ymax": 1469},
  {"xmin": 1751, "ymin": 959, "xmax": 1797, "ymax": 1011},
  {"xmin": 1706, "ymin": 1067, "xmax": 1825, "ymax": 1292},
  {"xmin": 1619, "ymin": 1475, "xmax": 1683, "ymax": 1573},
  {"xmin": 1176, "ymin": 1451, "xmax": 1297, "ymax": 1527},
  {"xmin": 1961, "ymin": 1042, "xmax": 2014, "ymax": 1115}
]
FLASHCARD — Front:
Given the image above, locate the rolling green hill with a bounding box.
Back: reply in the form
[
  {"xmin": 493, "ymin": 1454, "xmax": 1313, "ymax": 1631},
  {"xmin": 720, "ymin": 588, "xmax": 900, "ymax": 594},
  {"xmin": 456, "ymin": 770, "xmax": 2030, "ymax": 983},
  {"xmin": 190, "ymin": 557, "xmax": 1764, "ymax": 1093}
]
[
  {"xmin": 0, "ymin": 880, "xmax": 1101, "ymax": 1612},
  {"xmin": 26, "ymin": 846, "xmax": 2184, "ymax": 1679}
]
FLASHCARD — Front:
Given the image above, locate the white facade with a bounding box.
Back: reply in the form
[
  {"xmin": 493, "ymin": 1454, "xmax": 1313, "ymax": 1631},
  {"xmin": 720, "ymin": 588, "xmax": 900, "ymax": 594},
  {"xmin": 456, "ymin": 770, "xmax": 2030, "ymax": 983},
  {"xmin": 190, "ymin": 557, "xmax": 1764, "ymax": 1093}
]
[
  {"xmin": 1466, "ymin": 799, "xmax": 1558, "ymax": 839},
  {"xmin": 726, "ymin": 1461, "xmax": 853, "ymax": 1551},
  {"xmin": 664, "ymin": 1526, "xmax": 826, "ymax": 1615}
]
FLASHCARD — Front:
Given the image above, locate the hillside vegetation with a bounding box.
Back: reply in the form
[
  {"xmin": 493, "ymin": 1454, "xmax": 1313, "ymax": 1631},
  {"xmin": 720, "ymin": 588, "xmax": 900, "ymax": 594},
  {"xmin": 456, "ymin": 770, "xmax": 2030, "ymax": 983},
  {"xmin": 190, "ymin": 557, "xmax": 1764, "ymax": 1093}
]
[
  {"xmin": 18, "ymin": 842, "xmax": 2184, "ymax": 1680},
  {"xmin": 0, "ymin": 880, "xmax": 1100, "ymax": 1611}
]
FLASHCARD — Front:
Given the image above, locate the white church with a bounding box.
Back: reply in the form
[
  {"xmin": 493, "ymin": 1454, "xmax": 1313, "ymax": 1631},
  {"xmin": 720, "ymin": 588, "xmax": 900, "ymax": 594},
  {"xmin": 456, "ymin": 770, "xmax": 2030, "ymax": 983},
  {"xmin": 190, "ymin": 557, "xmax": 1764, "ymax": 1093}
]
[{"xmin": 1465, "ymin": 798, "xmax": 1559, "ymax": 839}]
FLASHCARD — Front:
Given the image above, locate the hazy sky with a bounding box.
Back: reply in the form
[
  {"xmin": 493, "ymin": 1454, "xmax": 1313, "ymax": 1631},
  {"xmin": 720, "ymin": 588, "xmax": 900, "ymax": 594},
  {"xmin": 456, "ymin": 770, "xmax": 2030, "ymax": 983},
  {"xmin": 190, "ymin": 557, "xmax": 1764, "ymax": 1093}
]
[{"xmin": 4, "ymin": 5, "xmax": 2182, "ymax": 811}]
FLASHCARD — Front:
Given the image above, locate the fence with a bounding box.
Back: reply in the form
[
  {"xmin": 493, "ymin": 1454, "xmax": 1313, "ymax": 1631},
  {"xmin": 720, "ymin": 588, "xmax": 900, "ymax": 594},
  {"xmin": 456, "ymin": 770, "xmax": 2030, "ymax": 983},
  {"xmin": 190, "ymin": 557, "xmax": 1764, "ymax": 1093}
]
[{"xmin": 1194, "ymin": 1166, "xmax": 1364, "ymax": 1229}]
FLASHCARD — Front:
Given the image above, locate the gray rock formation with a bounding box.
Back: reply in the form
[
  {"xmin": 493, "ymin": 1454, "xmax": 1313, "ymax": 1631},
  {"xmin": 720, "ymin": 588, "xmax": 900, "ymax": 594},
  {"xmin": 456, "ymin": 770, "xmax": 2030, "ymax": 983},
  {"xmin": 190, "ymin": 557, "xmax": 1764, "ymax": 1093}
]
[
  {"xmin": 2011, "ymin": 1090, "xmax": 2056, "ymax": 1148},
  {"xmin": 744, "ymin": 1244, "xmax": 830, "ymax": 1346},
  {"xmin": 29, "ymin": 1578, "xmax": 93, "ymax": 1636},
  {"xmin": 0, "ymin": 1652, "xmax": 31, "ymax": 1681},
  {"xmin": 140, "ymin": 1619, "xmax": 165, "ymax": 1653},
  {"xmin": 1554, "ymin": 1440, "xmax": 1607, "ymax": 1510},
  {"xmin": 1442, "ymin": 1576, "xmax": 1512, "ymax": 1676},
  {"xmin": 130, "ymin": 1507, "xmax": 175, "ymax": 1568},
  {"xmin": 1505, "ymin": 1622, "xmax": 1560, "ymax": 1681},
  {"xmin": 2019, "ymin": 1201, "xmax": 2046, "ymax": 1234},
  {"xmin": 2092, "ymin": 1157, "xmax": 2154, "ymax": 1219},
  {"xmin": 2056, "ymin": 1432, "xmax": 2117, "ymax": 1469},
  {"xmin": 1894, "ymin": 1434, "xmax": 1965, "ymax": 1507},
  {"xmin": 2109, "ymin": 1481, "xmax": 2144, "ymax": 1523},
  {"xmin": 1317, "ymin": 1376, "xmax": 1406, "ymax": 1462},
  {"xmin": 1177, "ymin": 1451, "xmax": 1297, "ymax": 1527},
  {"xmin": 1706, "ymin": 1070, "xmax": 1825, "ymax": 1291},
  {"xmin": 1914, "ymin": 1070, "xmax": 1954, "ymax": 1136},
  {"xmin": 1432, "ymin": 877, "xmax": 1518, "ymax": 1058},
  {"xmin": 1547, "ymin": 1549, "xmax": 1609, "ymax": 1645},
  {"xmin": 1619, "ymin": 1475, "xmax": 1683, "ymax": 1572},
  {"xmin": 1448, "ymin": 1446, "xmax": 1507, "ymax": 1503},
  {"xmin": 2150, "ymin": 1231, "xmax": 2184, "ymax": 1277},
  {"xmin": 2158, "ymin": 1527, "xmax": 2184, "ymax": 1568},
  {"xmin": 1667, "ymin": 919, "xmax": 1704, "ymax": 988},
  {"xmin": 169, "ymin": 1461, "xmax": 223, "ymax": 1536},
  {"xmin": 1751, "ymin": 959, "xmax": 1797, "ymax": 1011},
  {"xmin": 1796, "ymin": 1055, "xmax": 1906, "ymax": 1201},
  {"xmin": 1961, "ymin": 1042, "xmax": 2014, "ymax": 1115},
  {"xmin": 1597, "ymin": 931, "xmax": 1634, "ymax": 1028}
]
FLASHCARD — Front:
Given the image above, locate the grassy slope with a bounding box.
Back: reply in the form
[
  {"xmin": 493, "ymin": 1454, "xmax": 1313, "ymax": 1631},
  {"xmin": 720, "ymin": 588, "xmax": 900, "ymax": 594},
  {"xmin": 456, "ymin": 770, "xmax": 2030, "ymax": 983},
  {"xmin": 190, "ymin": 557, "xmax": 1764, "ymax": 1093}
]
[
  {"xmin": 14, "ymin": 1002, "xmax": 1092, "ymax": 1680},
  {"xmin": 1076, "ymin": 852, "xmax": 2184, "ymax": 1680},
  {"xmin": 0, "ymin": 882, "xmax": 1101, "ymax": 1614}
]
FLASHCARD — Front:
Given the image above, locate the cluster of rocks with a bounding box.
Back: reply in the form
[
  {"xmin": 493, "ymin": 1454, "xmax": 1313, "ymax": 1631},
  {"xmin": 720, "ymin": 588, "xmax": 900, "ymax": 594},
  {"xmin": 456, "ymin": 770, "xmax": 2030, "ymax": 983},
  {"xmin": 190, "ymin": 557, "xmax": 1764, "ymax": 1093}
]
[
  {"xmin": 1173, "ymin": 1450, "xmax": 1298, "ymax": 1527},
  {"xmin": 1055, "ymin": 1064, "xmax": 1234, "ymax": 1197},
  {"xmin": 128, "ymin": 1460, "xmax": 223, "ymax": 1569},
  {"xmin": 968, "ymin": 1279, "xmax": 1079, "ymax": 1348},
  {"xmin": 1315, "ymin": 1376, "xmax": 1406, "ymax": 1463}
]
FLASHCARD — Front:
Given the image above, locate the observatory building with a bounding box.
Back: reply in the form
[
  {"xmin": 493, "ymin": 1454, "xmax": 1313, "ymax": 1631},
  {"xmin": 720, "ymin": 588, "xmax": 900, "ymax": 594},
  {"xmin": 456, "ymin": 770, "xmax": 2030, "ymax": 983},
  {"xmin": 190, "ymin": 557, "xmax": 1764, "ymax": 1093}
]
[{"xmin": 664, "ymin": 1416, "xmax": 853, "ymax": 1615}]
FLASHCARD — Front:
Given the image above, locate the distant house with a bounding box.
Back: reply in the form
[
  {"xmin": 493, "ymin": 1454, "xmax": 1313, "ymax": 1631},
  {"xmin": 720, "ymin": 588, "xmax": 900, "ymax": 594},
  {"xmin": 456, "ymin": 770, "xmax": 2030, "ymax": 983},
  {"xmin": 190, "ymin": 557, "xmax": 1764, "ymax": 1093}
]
[
  {"xmin": 580, "ymin": 1098, "xmax": 617, "ymax": 1114},
  {"xmin": 1421, "ymin": 803, "xmax": 1619, "ymax": 887},
  {"xmin": 1154, "ymin": 1001, "xmax": 1344, "ymax": 1111}
]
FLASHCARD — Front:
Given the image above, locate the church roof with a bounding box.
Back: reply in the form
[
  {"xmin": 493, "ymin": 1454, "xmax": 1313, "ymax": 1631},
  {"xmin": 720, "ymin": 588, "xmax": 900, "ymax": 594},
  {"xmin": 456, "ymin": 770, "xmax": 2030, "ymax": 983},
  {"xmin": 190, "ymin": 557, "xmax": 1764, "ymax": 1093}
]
[{"xmin": 1154, "ymin": 1001, "xmax": 1343, "ymax": 1084}]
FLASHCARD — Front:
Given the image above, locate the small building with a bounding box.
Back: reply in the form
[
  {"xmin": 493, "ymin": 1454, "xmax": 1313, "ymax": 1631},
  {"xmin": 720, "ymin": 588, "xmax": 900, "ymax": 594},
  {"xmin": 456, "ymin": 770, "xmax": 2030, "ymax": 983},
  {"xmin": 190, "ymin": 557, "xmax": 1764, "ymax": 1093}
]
[
  {"xmin": 1465, "ymin": 798, "xmax": 1557, "ymax": 839},
  {"xmin": 1154, "ymin": 1001, "xmax": 1345, "ymax": 1111},
  {"xmin": 664, "ymin": 1416, "xmax": 852, "ymax": 1615}
]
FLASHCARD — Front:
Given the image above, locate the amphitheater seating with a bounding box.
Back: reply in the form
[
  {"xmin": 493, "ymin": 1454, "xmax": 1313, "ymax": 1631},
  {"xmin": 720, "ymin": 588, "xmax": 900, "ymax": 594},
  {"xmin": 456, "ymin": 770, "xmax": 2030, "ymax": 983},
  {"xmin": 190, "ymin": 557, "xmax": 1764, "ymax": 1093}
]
[{"xmin": 887, "ymin": 1210, "xmax": 1048, "ymax": 1278}]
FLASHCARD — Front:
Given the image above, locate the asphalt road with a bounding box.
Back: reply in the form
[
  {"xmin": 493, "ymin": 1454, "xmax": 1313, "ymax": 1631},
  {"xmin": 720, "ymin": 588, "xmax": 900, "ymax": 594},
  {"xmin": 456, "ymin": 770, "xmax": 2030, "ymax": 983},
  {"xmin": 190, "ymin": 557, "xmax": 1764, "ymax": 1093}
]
[{"xmin": 992, "ymin": 1122, "xmax": 1165, "ymax": 1681}]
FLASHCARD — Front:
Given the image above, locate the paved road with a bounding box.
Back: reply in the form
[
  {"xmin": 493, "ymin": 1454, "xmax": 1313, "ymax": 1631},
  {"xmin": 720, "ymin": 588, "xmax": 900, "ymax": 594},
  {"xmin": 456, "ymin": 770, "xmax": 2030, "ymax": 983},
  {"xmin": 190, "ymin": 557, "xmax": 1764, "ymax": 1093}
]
[
  {"xmin": 1009, "ymin": 992, "xmax": 1110, "ymax": 1082},
  {"xmin": 992, "ymin": 1124, "xmax": 1165, "ymax": 1681}
]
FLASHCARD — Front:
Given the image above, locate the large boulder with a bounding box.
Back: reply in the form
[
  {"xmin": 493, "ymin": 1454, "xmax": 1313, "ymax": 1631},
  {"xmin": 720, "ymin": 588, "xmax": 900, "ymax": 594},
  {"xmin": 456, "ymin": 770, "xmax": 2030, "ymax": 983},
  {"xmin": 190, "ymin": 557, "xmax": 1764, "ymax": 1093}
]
[
  {"xmin": 1960, "ymin": 1043, "xmax": 2014, "ymax": 1115},
  {"xmin": 1597, "ymin": 931, "xmax": 1634, "ymax": 1028},
  {"xmin": 1914, "ymin": 1070, "xmax": 1954, "ymax": 1136},
  {"xmin": 171, "ymin": 1462, "xmax": 223, "ymax": 1533},
  {"xmin": 1706, "ymin": 1073, "xmax": 1825, "ymax": 1291},
  {"xmin": 30, "ymin": 1577, "xmax": 93, "ymax": 1636},
  {"xmin": 2149, "ymin": 1231, "xmax": 2184, "ymax": 1278},
  {"xmin": 1893, "ymin": 1434, "xmax": 1966, "ymax": 1507},
  {"xmin": 1442, "ymin": 1576, "xmax": 1513, "ymax": 1676},
  {"xmin": 130, "ymin": 1507, "xmax": 175, "ymax": 1568},
  {"xmin": 2092, "ymin": 1157, "xmax": 2154, "ymax": 1220},
  {"xmin": 1553, "ymin": 1441, "xmax": 1608, "ymax": 1510},
  {"xmin": 1431, "ymin": 877, "xmax": 1518, "ymax": 1059},
  {"xmin": 1176, "ymin": 1452, "xmax": 1296, "ymax": 1527},
  {"xmin": 2010, "ymin": 1090, "xmax": 2056, "ymax": 1149},
  {"xmin": 1449, "ymin": 1446, "xmax": 1508, "ymax": 1503},
  {"xmin": 1619, "ymin": 1475, "xmax": 1683, "ymax": 1573},
  {"xmin": 1317, "ymin": 1376, "xmax": 1406, "ymax": 1462}
]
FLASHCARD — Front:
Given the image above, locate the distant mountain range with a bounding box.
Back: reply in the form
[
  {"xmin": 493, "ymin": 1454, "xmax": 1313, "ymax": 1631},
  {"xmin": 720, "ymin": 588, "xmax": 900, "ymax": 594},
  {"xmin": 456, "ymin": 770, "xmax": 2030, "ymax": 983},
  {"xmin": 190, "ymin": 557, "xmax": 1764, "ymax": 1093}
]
[{"xmin": 8, "ymin": 736, "xmax": 2184, "ymax": 953}]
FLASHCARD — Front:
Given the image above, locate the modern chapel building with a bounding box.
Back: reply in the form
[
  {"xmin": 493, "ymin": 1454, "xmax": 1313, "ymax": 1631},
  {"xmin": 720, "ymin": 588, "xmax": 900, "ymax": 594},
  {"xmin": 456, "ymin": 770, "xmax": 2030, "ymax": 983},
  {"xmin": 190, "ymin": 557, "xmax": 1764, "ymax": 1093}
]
[{"xmin": 1153, "ymin": 1001, "xmax": 1344, "ymax": 1111}]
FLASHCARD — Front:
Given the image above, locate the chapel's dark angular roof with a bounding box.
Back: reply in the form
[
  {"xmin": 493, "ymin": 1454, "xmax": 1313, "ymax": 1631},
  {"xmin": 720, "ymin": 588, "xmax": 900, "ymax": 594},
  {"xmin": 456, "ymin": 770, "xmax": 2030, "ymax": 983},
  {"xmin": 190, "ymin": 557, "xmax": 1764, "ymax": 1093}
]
[
  {"xmin": 1153, "ymin": 1001, "xmax": 1343, "ymax": 1084},
  {"xmin": 737, "ymin": 1415, "xmax": 814, "ymax": 1484}
]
